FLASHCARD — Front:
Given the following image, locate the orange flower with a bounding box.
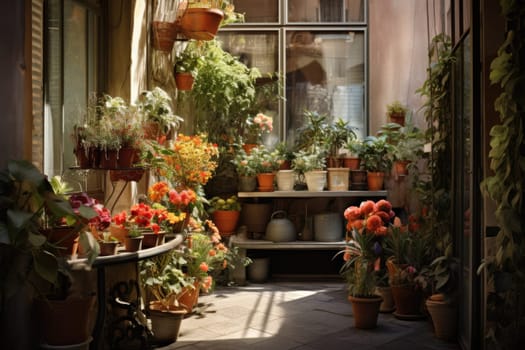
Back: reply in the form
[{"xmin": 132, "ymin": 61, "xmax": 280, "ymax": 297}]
[
  {"xmin": 199, "ymin": 262, "xmax": 209, "ymax": 272},
  {"xmin": 343, "ymin": 247, "xmax": 351, "ymax": 261},
  {"xmin": 344, "ymin": 206, "xmax": 361, "ymax": 220},
  {"xmin": 360, "ymin": 200, "xmax": 376, "ymax": 216},
  {"xmin": 365, "ymin": 214, "xmax": 383, "ymax": 233},
  {"xmin": 209, "ymin": 249, "xmax": 217, "ymax": 257}
]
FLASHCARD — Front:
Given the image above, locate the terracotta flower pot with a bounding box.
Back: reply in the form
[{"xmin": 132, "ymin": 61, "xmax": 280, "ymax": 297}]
[
  {"xmin": 175, "ymin": 72, "xmax": 194, "ymax": 91},
  {"xmin": 141, "ymin": 232, "xmax": 160, "ymax": 249},
  {"xmin": 348, "ymin": 295, "xmax": 383, "ymax": 329},
  {"xmin": 394, "ymin": 160, "xmax": 410, "ymax": 176},
  {"xmin": 390, "ymin": 284, "xmax": 424, "ymax": 318},
  {"xmin": 366, "ymin": 171, "xmax": 385, "ymax": 191},
  {"xmin": 212, "ymin": 210, "xmax": 240, "ymax": 237},
  {"xmin": 256, "ymin": 172, "xmax": 275, "ymax": 191},
  {"xmin": 148, "ymin": 302, "xmax": 187, "ymax": 345},
  {"xmin": 177, "ymin": 280, "xmax": 201, "ymax": 313},
  {"xmin": 343, "ymin": 157, "xmax": 360, "ymax": 170},
  {"xmin": 426, "ymin": 298, "xmax": 457, "ymax": 341},
  {"xmin": 98, "ymin": 241, "xmax": 119, "ymax": 256},
  {"xmin": 178, "ymin": 8, "xmax": 224, "ymax": 41},
  {"xmin": 124, "ymin": 235, "xmax": 143, "ymax": 252},
  {"xmin": 40, "ymin": 226, "xmax": 80, "ymax": 257}
]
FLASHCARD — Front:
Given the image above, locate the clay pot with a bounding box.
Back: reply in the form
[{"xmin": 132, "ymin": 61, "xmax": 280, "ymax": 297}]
[
  {"xmin": 212, "ymin": 210, "xmax": 240, "ymax": 237},
  {"xmin": 175, "ymin": 72, "xmax": 194, "ymax": 90},
  {"xmin": 366, "ymin": 171, "xmax": 385, "ymax": 191},
  {"xmin": 348, "ymin": 295, "xmax": 382, "ymax": 329}
]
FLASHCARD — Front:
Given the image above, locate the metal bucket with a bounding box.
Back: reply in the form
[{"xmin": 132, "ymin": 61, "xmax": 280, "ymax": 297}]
[{"xmin": 313, "ymin": 212, "xmax": 343, "ymax": 242}]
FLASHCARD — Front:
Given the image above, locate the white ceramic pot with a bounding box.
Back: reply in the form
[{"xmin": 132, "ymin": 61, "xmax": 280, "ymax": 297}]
[
  {"xmin": 327, "ymin": 168, "xmax": 350, "ymax": 191},
  {"xmin": 304, "ymin": 170, "xmax": 327, "ymax": 191},
  {"xmin": 276, "ymin": 170, "xmax": 295, "ymax": 191}
]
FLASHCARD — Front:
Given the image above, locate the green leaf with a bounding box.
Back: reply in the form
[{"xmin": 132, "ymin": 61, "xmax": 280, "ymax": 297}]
[
  {"xmin": 32, "ymin": 249, "xmax": 58, "ymax": 285},
  {"xmin": 28, "ymin": 231, "xmax": 46, "ymax": 248}
]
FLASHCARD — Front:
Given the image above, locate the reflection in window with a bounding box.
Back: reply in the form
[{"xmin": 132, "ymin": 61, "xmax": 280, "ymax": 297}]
[
  {"xmin": 231, "ymin": 0, "xmax": 279, "ymax": 23},
  {"xmin": 285, "ymin": 30, "xmax": 365, "ymax": 144},
  {"xmin": 288, "ymin": 0, "xmax": 364, "ymax": 23}
]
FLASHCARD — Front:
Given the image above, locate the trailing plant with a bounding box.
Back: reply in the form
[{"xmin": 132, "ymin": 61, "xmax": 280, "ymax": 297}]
[
  {"xmin": 479, "ymin": 1, "xmax": 525, "ymax": 347},
  {"xmin": 415, "ymin": 33, "xmax": 454, "ymax": 260}
]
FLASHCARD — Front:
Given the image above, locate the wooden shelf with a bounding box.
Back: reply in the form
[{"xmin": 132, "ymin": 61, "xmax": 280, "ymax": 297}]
[
  {"xmin": 238, "ymin": 190, "xmax": 387, "ymax": 198},
  {"xmin": 230, "ymin": 236, "xmax": 346, "ymax": 250}
]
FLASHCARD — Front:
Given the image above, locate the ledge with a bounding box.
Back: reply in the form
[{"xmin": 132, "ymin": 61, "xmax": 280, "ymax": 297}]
[
  {"xmin": 238, "ymin": 190, "xmax": 387, "ymax": 198},
  {"xmin": 68, "ymin": 234, "xmax": 184, "ymax": 269},
  {"xmin": 230, "ymin": 236, "xmax": 346, "ymax": 250}
]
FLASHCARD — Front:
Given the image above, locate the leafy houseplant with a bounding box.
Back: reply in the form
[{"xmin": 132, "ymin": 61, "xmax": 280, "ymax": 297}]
[
  {"xmin": 174, "ymin": 41, "xmax": 202, "ymax": 90},
  {"xmin": 379, "ymin": 122, "xmax": 425, "ymax": 175},
  {"xmin": 335, "ymin": 199, "xmax": 396, "ymax": 328},
  {"xmin": 386, "ymin": 100, "xmax": 408, "ymax": 125},
  {"xmin": 136, "ymin": 87, "xmax": 183, "ymax": 143},
  {"xmin": 326, "ymin": 118, "xmax": 357, "ymax": 165}
]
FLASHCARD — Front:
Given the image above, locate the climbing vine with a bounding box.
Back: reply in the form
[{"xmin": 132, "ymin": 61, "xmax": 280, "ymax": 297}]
[
  {"xmin": 415, "ymin": 33, "xmax": 455, "ymax": 258},
  {"xmin": 480, "ymin": 1, "xmax": 525, "ymax": 348}
]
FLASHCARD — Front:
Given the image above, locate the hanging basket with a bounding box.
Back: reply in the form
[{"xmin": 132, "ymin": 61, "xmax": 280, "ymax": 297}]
[
  {"xmin": 175, "ymin": 72, "xmax": 195, "ymax": 90},
  {"xmin": 178, "ymin": 8, "xmax": 224, "ymax": 41},
  {"xmin": 152, "ymin": 21, "xmax": 176, "ymax": 52}
]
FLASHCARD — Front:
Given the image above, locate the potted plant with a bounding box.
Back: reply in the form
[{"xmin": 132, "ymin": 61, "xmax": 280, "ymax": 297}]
[
  {"xmin": 177, "ymin": 0, "xmax": 243, "ymax": 41},
  {"xmin": 174, "ymin": 41, "xmax": 202, "ymax": 90},
  {"xmin": 326, "ymin": 118, "xmax": 357, "ymax": 167},
  {"xmin": 136, "ymin": 87, "xmax": 183, "ymax": 144},
  {"xmin": 97, "ymin": 232, "xmax": 120, "ymax": 256},
  {"xmin": 334, "ymin": 199, "xmax": 396, "ymax": 329},
  {"xmin": 386, "ymin": 100, "xmax": 409, "ymax": 126},
  {"xmin": 231, "ymin": 147, "xmax": 258, "ymax": 192},
  {"xmin": 360, "ymin": 135, "xmax": 394, "ymax": 190},
  {"xmin": 379, "ymin": 122, "xmax": 425, "ymax": 175},
  {"xmin": 250, "ymin": 145, "xmax": 282, "ymax": 191},
  {"xmin": 292, "ymin": 147, "xmax": 327, "ymax": 191},
  {"xmin": 140, "ymin": 250, "xmax": 192, "ymax": 344},
  {"xmin": 207, "ymin": 195, "xmax": 242, "ymax": 238},
  {"xmin": 242, "ymin": 112, "xmax": 274, "ymax": 148},
  {"xmin": 146, "ymin": 181, "xmax": 198, "ymax": 234}
]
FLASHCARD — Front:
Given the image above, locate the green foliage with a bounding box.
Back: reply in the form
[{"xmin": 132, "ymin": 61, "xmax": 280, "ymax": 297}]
[
  {"xmin": 479, "ymin": 1, "xmax": 525, "ymax": 347},
  {"xmin": 379, "ymin": 122, "xmax": 425, "ymax": 163},
  {"xmin": 293, "ymin": 110, "xmax": 330, "ymax": 154},
  {"xmin": 386, "ymin": 100, "xmax": 408, "ymax": 116},
  {"xmin": 190, "ymin": 39, "xmax": 261, "ymax": 146},
  {"xmin": 137, "ymin": 87, "xmax": 183, "ymax": 134},
  {"xmin": 360, "ymin": 136, "xmax": 394, "ymax": 172},
  {"xmin": 326, "ymin": 118, "xmax": 357, "ymax": 157},
  {"xmin": 291, "ymin": 147, "xmax": 327, "ymax": 174},
  {"xmin": 174, "ymin": 40, "xmax": 203, "ymax": 74}
]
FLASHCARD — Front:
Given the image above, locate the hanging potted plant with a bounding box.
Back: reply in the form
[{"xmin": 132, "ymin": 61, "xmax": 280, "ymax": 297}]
[
  {"xmin": 334, "ymin": 199, "xmax": 397, "ymax": 329},
  {"xmin": 174, "ymin": 41, "xmax": 202, "ymax": 91}
]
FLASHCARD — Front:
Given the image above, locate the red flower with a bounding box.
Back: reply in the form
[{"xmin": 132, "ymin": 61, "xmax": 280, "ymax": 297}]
[
  {"xmin": 344, "ymin": 206, "xmax": 361, "ymax": 221},
  {"xmin": 360, "ymin": 200, "xmax": 376, "ymax": 216},
  {"xmin": 365, "ymin": 214, "xmax": 383, "ymax": 233},
  {"xmin": 376, "ymin": 199, "xmax": 392, "ymax": 213}
]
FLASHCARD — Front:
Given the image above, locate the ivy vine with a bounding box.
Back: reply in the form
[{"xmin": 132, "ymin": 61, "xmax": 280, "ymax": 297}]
[
  {"xmin": 415, "ymin": 33, "xmax": 455, "ymax": 258},
  {"xmin": 480, "ymin": 0, "xmax": 525, "ymax": 347}
]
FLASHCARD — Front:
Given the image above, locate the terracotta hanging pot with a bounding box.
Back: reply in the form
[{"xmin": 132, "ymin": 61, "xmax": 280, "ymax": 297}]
[
  {"xmin": 175, "ymin": 72, "xmax": 194, "ymax": 90},
  {"xmin": 348, "ymin": 295, "xmax": 383, "ymax": 329},
  {"xmin": 366, "ymin": 171, "xmax": 385, "ymax": 191},
  {"xmin": 151, "ymin": 21, "xmax": 176, "ymax": 52},
  {"xmin": 178, "ymin": 8, "xmax": 224, "ymax": 41}
]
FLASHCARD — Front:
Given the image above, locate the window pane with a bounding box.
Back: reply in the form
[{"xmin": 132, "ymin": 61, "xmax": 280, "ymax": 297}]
[
  {"xmin": 231, "ymin": 0, "xmax": 279, "ymax": 23},
  {"xmin": 285, "ymin": 30, "xmax": 365, "ymax": 144},
  {"xmin": 288, "ymin": 0, "xmax": 364, "ymax": 23},
  {"xmin": 217, "ymin": 31, "xmax": 281, "ymax": 146}
]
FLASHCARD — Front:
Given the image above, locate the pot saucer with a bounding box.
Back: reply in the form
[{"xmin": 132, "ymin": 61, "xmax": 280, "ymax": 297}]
[{"xmin": 257, "ymin": 186, "xmax": 274, "ymax": 192}]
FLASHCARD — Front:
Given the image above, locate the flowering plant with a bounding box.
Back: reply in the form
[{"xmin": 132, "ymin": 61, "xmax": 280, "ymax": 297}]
[
  {"xmin": 112, "ymin": 203, "xmax": 171, "ymax": 237},
  {"xmin": 147, "ymin": 181, "xmax": 197, "ymax": 231},
  {"xmin": 336, "ymin": 199, "xmax": 396, "ymax": 297},
  {"xmin": 68, "ymin": 192, "xmax": 112, "ymax": 232},
  {"xmin": 142, "ymin": 133, "xmax": 219, "ymax": 190},
  {"xmin": 244, "ymin": 113, "xmax": 273, "ymax": 143},
  {"xmin": 249, "ymin": 145, "xmax": 282, "ymax": 173},
  {"xmin": 231, "ymin": 148, "xmax": 258, "ymax": 177}
]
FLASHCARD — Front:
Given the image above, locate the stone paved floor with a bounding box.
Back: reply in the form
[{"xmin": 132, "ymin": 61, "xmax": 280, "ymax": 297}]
[{"xmin": 156, "ymin": 281, "xmax": 461, "ymax": 350}]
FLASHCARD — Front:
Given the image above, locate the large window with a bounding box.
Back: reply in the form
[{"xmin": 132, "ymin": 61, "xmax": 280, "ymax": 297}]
[
  {"xmin": 222, "ymin": 0, "xmax": 367, "ymax": 145},
  {"xmin": 44, "ymin": 0, "xmax": 101, "ymax": 178}
]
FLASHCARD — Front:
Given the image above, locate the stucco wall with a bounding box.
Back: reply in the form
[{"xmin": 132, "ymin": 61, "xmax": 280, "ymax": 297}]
[{"xmin": 368, "ymin": 0, "xmax": 441, "ymax": 134}]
